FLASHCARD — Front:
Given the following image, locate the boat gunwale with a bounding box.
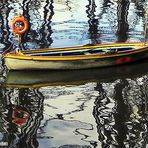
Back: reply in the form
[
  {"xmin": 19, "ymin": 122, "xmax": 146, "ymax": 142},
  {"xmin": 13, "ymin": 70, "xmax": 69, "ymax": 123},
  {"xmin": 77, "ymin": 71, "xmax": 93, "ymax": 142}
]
[
  {"xmin": 17, "ymin": 42, "xmax": 148, "ymax": 54},
  {"xmin": 4, "ymin": 45, "xmax": 148, "ymax": 61}
]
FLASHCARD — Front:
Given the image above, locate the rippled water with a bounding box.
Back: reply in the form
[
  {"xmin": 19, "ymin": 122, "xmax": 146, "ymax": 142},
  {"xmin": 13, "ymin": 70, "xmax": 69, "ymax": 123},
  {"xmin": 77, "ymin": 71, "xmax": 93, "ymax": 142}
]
[{"xmin": 0, "ymin": 0, "xmax": 148, "ymax": 148}]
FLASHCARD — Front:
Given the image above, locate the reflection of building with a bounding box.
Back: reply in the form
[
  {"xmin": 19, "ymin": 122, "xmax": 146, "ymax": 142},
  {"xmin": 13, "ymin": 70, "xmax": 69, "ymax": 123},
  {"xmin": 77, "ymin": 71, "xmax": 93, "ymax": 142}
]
[{"xmin": 0, "ymin": 87, "xmax": 44, "ymax": 148}]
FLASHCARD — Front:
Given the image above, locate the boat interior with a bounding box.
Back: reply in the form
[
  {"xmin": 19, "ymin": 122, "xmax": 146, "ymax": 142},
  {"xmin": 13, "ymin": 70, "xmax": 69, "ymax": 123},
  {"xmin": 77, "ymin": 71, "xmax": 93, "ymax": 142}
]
[{"xmin": 25, "ymin": 46, "xmax": 134, "ymax": 56}]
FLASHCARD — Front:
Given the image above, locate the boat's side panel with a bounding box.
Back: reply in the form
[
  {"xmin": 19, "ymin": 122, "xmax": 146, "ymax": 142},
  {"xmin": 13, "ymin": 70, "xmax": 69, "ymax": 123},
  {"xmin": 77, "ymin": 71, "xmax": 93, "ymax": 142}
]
[
  {"xmin": 5, "ymin": 58, "xmax": 113, "ymax": 70},
  {"xmin": 5, "ymin": 49, "xmax": 148, "ymax": 70}
]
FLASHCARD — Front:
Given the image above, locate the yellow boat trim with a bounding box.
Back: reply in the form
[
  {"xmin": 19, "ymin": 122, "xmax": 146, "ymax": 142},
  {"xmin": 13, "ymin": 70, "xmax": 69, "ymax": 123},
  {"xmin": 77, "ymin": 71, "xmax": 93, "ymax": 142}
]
[
  {"xmin": 18, "ymin": 42, "xmax": 147, "ymax": 54},
  {"xmin": 4, "ymin": 46, "xmax": 148, "ymax": 61}
]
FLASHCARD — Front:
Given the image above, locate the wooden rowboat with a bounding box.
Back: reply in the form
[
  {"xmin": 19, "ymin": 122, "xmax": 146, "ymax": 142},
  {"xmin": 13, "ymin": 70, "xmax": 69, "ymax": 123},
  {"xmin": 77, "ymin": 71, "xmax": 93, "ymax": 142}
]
[
  {"xmin": 4, "ymin": 42, "xmax": 148, "ymax": 70},
  {"xmin": 4, "ymin": 59, "xmax": 148, "ymax": 88}
]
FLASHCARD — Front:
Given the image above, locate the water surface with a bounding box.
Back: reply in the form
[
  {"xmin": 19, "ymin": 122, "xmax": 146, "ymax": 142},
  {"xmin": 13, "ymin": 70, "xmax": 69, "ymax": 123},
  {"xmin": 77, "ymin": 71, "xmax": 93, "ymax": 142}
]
[{"xmin": 0, "ymin": 0, "xmax": 148, "ymax": 148}]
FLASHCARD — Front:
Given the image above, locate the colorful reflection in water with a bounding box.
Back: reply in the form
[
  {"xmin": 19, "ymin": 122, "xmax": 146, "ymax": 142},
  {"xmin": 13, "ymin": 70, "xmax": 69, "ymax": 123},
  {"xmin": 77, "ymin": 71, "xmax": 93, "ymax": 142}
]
[
  {"xmin": 0, "ymin": 68, "xmax": 148, "ymax": 147},
  {"xmin": 0, "ymin": 0, "xmax": 147, "ymax": 147}
]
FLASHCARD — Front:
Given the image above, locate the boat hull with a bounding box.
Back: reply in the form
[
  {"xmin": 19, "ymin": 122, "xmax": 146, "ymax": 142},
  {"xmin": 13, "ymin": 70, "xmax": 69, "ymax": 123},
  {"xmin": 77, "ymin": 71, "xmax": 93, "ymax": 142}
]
[
  {"xmin": 4, "ymin": 59, "xmax": 148, "ymax": 88},
  {"xmin": 4, "ymin": 43, "xmax": 148, "ymax": 70}
]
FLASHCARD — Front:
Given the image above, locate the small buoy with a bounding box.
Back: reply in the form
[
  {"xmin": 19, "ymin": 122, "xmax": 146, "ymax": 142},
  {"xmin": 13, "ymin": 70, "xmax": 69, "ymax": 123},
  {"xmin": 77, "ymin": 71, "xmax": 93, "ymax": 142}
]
[{"xmin": 11, "ymin": 15, "xmax": 29, "ymax": 35}]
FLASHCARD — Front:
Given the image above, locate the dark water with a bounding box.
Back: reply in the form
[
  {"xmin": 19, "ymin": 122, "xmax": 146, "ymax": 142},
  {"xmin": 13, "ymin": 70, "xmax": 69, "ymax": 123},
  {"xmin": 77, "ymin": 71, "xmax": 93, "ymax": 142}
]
[{"xmin": 0, "ymin": 0, "xmax": 148, "ymax": 148}]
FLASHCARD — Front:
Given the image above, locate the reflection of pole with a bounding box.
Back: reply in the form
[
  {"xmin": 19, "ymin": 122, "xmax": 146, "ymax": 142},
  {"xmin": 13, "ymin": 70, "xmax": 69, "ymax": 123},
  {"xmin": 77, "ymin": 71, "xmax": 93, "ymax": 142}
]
[
  {"xmin": 86, "ymin": 0, "xmax": 113, "ymax": 44},
  {"xmin": 0, "ymin": 2, "xmax": 12, "ymax": 51},
  {"xmin": 21, "ymin": 0, "xmax": 31, "ymax": 49},
  {"xmin": 144, "ymin": 11, "xmax": 148, "ymax": 45},
  {"xmin": 93, "ymin": 83, "xmax": 114, "ymax": 147},
  {"xmin": 113, "ymin": 79, "xmax": 129, "ymax": 147},
  {"xmin": 116, "ymin": 0, "xmax": 130, "ymax": 42},
  {"xmin": 39, "ymin": 0, "xmax": 54, "ymax": 48},
  {"xmin": 86, "ymin": 0, "xmax": 99, "ymax": 45}
]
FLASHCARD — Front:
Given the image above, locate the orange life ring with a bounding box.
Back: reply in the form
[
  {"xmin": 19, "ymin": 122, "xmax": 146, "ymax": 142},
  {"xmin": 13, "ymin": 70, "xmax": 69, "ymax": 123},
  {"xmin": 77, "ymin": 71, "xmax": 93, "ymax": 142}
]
[{"xmin": 11, "ymin": 15, "xmax": 29, "ymax": 35}]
